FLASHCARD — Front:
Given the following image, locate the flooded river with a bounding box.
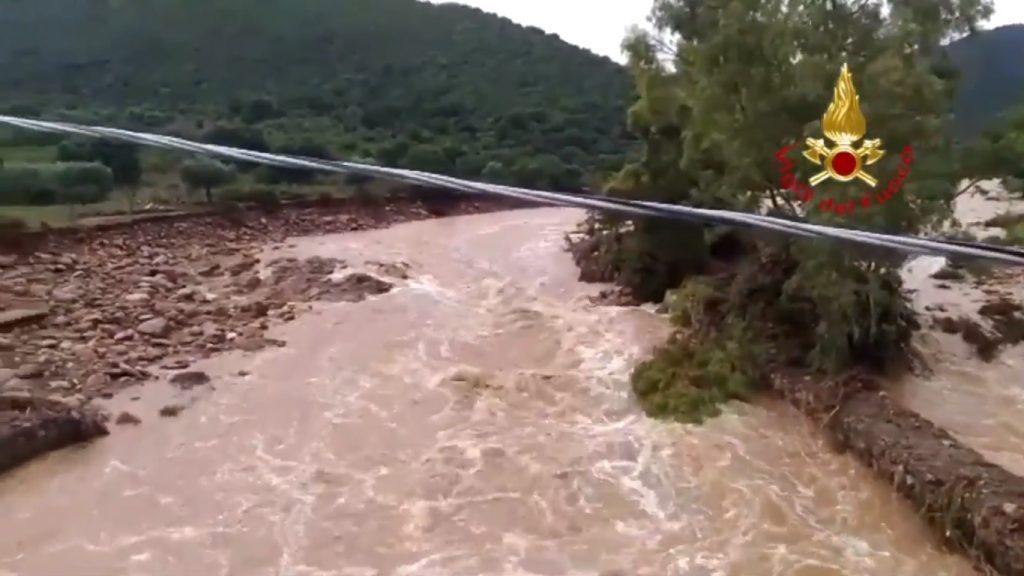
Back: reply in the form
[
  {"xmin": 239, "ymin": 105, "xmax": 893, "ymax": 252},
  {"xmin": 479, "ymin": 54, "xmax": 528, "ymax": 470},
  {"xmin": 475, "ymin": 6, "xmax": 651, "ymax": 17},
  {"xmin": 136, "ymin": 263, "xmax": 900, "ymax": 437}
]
[
  {"xmin": 0, "ymin": 207, "xmax": 989, "ymax": 575},
  {"xmin": 896, "ymin": 188, "xmax": 1024, "ymax": 477}
]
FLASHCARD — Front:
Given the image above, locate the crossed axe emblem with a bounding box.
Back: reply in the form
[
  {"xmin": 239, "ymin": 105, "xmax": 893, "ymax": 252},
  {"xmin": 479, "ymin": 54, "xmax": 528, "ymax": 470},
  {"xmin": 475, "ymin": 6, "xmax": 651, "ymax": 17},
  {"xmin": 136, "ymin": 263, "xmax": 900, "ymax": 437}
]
[{"xmin": 803, "ymin": 138, "xmax": 885, "ymax": 187}]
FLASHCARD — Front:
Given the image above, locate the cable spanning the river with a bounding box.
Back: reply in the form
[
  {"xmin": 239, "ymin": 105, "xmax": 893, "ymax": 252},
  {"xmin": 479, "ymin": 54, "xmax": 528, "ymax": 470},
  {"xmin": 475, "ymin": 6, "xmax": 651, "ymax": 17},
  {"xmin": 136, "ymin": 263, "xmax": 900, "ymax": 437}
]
[{"xmin": 3, "ymin": 114, "xmax": 1024, "ymax": 267}]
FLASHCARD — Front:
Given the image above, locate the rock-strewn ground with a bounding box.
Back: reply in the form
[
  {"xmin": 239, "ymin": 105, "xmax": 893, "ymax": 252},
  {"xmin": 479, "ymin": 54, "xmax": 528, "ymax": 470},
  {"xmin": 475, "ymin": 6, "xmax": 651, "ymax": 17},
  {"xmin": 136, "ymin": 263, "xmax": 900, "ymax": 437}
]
[{"xmin": 0, "ymin": 195, "xmax": 516, "ymax": 473}]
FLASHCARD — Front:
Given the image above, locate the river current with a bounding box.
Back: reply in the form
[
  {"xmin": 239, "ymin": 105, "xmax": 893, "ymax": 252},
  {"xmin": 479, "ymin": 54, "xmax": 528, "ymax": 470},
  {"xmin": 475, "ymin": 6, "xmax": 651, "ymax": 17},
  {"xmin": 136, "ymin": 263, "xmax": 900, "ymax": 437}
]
[{"xmin": 3, "ymin": 204, "xmax": 1019, "ymax": 576}]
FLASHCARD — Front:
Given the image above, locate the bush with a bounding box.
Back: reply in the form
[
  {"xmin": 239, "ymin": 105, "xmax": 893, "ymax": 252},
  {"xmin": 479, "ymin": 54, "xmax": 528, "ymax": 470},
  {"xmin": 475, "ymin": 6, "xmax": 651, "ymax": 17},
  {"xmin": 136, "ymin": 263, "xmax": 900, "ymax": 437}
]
[
  {"xmin": 55, "ymin": 162, "xmax": 115, "ymax": 205},
  {"xmin": 0, "ymin": 164, "xmax": 59, "ymax": 205},
  {"xmin": 202, "ymin": 124, "xmax": 269, "ymax": 151},
  {"xmin": 0, "ymin": 214, "xmax": 29, "ymax": 233},
  {"xmin": 257, "ymin": 140, "xmax": 333, "ymax": 184},
  {"xmin": 239, "ymin": 96, "xmax": 282, "ymax": 124},
  {"xmin": 126, "ymin": 106, "xmax": 173, "ymax": 128},
  {"xmin": 0, "ymin": 162, "xmax": 112, "ymax": 206},
  {"xmin": 57, "ymin": 139, "xmax": 142, "ymax": 186}
]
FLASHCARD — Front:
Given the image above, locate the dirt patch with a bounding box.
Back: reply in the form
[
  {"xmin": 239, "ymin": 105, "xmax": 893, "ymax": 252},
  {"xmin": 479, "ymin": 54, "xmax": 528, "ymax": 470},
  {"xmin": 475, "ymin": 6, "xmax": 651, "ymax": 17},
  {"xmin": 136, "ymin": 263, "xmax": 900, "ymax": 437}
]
[
  {"xmin": 168, "ymin": 370, "xmax": 211, "ymax": 390},
  {"xmin": 264, "ymin": 257, "xmax": 394, "ymax": 303},
  {"xmin": 159, "ymin": 404, "xmax": 184, "ymax": 418},
  {"xmin": 368, "ymin": 260, "xmax": 411, "ymax": 280},
  {"xmin": 320, "ymin": 273, "xmax": 393, "ymax": 303},
  {"xmin": 978, "ymin": 297, "xmax": 1024, "ymax": 350},
  {"xmin": 115, "ymin": 411, "xmax": 142, "ymax": 426},
  {"xmin": 927, "ymin": 295, "xmax": 1024, "ymax": 361},
  {"xmin": 0, "ymin": 394, "xmax": 108, "ymax": 474},
  {"xmin": 931, "ymin": 266, "xmax": 967, "ymax": 281},
  {"xmin": 932, "ymin": 315, "xmax": 1001, "ymax": 360}
]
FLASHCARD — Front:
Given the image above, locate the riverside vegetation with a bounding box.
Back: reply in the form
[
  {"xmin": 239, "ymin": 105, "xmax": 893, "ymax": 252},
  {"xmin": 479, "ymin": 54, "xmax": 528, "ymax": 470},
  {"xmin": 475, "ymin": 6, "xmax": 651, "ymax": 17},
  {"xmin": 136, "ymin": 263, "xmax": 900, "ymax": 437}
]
[
  {"xmin": 565, "ymin": 0, "xmax": 1024, "ymax": 572},
  {"xmin": 4, "ymin": 0, "xmax": 1024, "ymax": 572}
]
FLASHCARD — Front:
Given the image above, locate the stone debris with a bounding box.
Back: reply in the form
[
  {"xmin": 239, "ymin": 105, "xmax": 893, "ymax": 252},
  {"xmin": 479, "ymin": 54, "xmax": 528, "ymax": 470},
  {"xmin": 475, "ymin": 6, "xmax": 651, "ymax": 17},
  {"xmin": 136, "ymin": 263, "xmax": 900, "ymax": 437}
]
[{"xmin": 0, "ymin": 197, "xmax": 511, "ymax": 474}]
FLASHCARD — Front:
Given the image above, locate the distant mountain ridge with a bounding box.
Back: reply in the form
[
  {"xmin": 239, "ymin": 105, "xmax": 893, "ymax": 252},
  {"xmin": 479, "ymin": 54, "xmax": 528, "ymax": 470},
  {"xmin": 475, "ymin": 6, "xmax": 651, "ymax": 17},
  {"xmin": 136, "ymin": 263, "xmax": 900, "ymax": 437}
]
[
  {"xmin": 0, "ymin": 0, "xmax": 637, "ymax": 187},
  {"xmin": 0, "ymin": 1, "xmax": 1019, "ymax": 162},
  {"xmin": 948, "ymin": 24, "xmax": 1024, "ymax": 137}
]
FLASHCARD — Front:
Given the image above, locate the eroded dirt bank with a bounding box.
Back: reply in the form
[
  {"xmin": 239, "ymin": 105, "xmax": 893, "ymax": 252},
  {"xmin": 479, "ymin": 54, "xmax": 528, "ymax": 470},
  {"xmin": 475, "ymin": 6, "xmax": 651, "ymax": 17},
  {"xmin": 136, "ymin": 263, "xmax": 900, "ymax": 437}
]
[
  {"xmin": 0, "ymin": 194, "xmax": 518, "ymax": 473},
  {"xmin": 0, "ymin": 207, "xmax": 975, "ymax": 576},
  {"xmin": 773, "ymin": 370, "xmax": 1024, "ymax": 575}
]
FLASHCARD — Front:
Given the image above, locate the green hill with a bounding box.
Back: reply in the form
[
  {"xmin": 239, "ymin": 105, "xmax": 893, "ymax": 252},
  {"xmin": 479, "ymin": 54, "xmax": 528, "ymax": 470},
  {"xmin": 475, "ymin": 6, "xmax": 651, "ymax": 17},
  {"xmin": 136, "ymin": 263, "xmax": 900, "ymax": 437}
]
[
  {"xmin": 947, "ymin": 24, "xmax": 1024, "ymax": 137},
  {"xmin": 0, "ymin": 0, "xmax": 636, "ymax": 189},
  {"xmin": 2, "ymin": 0, "xmax": 1021, "ymax": 187}
]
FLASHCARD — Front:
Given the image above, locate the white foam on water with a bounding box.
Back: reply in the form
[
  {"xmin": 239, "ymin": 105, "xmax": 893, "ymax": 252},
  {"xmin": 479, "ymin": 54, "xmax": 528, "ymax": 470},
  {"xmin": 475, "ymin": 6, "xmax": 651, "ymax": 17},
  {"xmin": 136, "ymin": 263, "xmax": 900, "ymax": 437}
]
[{"xmin": 0, "ymin": 208, "xmax": 978, "ymax": 576}]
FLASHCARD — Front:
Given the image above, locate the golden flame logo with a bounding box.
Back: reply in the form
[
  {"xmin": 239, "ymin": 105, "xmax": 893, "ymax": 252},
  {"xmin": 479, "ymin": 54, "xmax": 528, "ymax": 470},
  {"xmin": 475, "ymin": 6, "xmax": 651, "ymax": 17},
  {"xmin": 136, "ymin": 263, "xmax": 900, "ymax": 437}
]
[
  {"xmin": 803, "ymin": 63, "xmax": 884, "ymax": 187},
  {"xmin": 822, "ymin": 64, "xmax": 866, "ymax": 145}
]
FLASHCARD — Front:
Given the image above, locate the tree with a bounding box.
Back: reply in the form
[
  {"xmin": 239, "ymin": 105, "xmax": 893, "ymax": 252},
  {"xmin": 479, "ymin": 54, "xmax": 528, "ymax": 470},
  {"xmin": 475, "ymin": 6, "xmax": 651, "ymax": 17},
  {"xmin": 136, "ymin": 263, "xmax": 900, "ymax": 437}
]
[
  {"xmin": 401, "ymin": 144, "xmax": 451, "ymax": 173},
  {"xmin": 55, "ymin": 162, "xmax": 114, "ymax": 219},
  {"xmin": 510, "ymin": 154, "xmax": 583, "ymax": 189},
  {"xmin": 579, "ymin": 0, "xmax": 994, "ymax": 423},
  {"xmin": 57, "ymin": 138, "xmax": 143, "ymax": 209},
  {"xmin": 375, "ymin": 139, "xmax": 411, "ymax": 166},
  {"xmin": 454, "ymin": 154, "xmax": 487, "ymax": 178},
  {"xmin": 957, "ymin": 104, "xmax": 1024, "ymax": 197},
  {"xmin": 92, "ymin": 141, "xmax": 142, "ymax": 187},
  {"xmin": 57, "ymin": 139, "xmax": 141, "ymax": 186},
  {"xmin": 180, "ymin": 158, "xmax": 236, "ymax": 203},
  {"xmin": 259, "ymin": 140, "xmax": 334, "ymax": 184},
  {"xmin": 56, "ymin": 139, "xmax": 94, "ymax": 163},
  {"xmin": 480, "ymin": 161, "xmax": 511, "ymax": 184},
  {"xmin": 202, "ymin": 125, "xmax": 270, "ymax": 152},
  {"xmin": 239, "ymin": 96, "xmax": 282, "ymax": 124}
]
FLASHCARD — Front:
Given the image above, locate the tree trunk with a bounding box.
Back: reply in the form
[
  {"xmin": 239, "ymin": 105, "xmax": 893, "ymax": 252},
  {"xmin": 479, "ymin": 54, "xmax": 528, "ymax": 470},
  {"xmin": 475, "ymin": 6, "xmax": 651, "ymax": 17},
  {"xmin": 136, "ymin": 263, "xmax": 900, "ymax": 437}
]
[{"xmin": 771, "ymin": 372, "xmax": 1024, "ymax": 575}]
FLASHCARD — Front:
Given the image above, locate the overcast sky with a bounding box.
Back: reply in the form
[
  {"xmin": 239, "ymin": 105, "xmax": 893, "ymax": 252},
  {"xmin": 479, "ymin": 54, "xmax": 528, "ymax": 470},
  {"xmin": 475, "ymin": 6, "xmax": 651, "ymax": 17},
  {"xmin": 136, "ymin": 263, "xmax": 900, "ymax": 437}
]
[{"xmin": 429, "ymin": 0, "xmax": 1024, "ymax": 62}]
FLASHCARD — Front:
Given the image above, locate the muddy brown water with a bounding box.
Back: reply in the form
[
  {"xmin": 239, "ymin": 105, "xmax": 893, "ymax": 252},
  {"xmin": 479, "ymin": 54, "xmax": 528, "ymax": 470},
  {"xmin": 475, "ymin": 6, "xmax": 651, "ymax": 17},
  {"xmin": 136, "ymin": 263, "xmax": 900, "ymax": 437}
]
[
  {"xmin": 895, "ymin": 187, "xmax": 1024, "ymax": 478},
  {"xmin": 0, "ymin": 206, "xmax": 1005, "ymax": 576}
]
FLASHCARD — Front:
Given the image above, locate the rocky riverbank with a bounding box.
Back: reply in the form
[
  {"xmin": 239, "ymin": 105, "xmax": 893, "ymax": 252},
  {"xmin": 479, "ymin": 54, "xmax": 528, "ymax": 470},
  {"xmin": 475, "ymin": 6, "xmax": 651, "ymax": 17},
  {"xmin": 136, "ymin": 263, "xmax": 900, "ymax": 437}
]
[
  {"xmin": 772, "ymin": 368, "xmax": 1024, "ymax": 575},
  {"xmin": 0, "ymin": 194, "xmax": 519, "ymax": 474}
]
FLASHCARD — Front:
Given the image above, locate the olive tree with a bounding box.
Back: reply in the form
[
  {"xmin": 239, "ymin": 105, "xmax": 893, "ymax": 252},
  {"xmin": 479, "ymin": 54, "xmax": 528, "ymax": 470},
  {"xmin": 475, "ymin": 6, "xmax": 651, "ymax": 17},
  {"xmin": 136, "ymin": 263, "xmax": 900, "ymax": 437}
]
[{"xmin": 180, "ymin": 158, "xmax": 237, "ymax": 203}]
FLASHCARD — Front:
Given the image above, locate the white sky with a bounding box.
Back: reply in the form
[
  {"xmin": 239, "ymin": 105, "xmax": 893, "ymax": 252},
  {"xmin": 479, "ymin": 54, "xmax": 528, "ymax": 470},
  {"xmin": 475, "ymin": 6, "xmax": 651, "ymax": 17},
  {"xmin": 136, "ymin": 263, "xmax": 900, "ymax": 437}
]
[{"xmin": 429, "ymin": 0, "xmax": 1024, "ymax": 62}]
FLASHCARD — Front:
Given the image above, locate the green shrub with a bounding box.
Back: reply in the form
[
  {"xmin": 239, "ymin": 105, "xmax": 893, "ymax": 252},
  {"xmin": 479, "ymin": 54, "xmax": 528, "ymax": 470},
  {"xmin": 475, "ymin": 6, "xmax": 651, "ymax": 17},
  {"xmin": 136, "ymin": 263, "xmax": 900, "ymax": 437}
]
[
  {"xmin": 0, "ymin": 162, "xmax": 112, "ymax": 206},
  {"xmin": 0, "ymin": 164, "xmax": 60, "ymax": 205},
  {"xmin": 180, "ymin": 158, "xmax": 236, "ymax": 203},
  {"xmin": 55, "ymin": 162, "xmax": 115, "ymax": 204},
  {"xmin": 57, "ymin": 139, "xmax": 142, "ymax": 186},
  {"xmin": 0, "ymin": 214, "xmax": 29, "ymax": 232}
]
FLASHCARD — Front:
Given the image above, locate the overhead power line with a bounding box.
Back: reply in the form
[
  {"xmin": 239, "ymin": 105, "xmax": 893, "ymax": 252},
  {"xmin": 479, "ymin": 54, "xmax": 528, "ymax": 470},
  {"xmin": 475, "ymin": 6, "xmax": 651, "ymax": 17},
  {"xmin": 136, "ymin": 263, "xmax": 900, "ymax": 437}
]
[{"xmin": 2, "ymin": 114, "xmax": 1024, "ymax": 267}]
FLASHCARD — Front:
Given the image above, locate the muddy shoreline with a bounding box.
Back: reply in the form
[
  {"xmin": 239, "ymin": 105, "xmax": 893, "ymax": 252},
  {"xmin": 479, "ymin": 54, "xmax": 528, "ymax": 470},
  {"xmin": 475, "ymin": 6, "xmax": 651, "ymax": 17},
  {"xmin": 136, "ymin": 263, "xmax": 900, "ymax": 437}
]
[{"xmin": 0, "ymin": 192, "xmax": 527, "ymax": 474}]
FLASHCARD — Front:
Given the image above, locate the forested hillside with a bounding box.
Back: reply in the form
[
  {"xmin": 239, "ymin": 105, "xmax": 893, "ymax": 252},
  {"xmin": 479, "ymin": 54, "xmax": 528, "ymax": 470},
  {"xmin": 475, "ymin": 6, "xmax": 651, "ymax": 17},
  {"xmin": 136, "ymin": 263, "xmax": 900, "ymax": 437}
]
[
  {"xmin": 948, "ymin": 24, "xmax": 1024, "ymax": 137},
  {"xmin": 0, "ymin": 0, "xmax": 636, "ymax": 189},
  {"xmin": 1, "ymin": 0, "xmax": 1021, "ymax": 186}
]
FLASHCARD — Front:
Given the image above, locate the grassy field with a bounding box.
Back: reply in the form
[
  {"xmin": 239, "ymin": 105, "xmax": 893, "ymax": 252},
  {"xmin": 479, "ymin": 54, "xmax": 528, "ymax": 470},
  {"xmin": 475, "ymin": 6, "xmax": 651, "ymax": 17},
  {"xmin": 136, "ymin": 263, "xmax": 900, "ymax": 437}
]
[
  {"xmin": 0, "ymin": 174, "xmax": 405, "ymax": 229},
  {"xmin": 0, "ymin": 138, "xmax": 447, "ymax": 229},
  {"xmin": 0, "ymin": 145, "xmax": 58, "ymax": 163}
]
